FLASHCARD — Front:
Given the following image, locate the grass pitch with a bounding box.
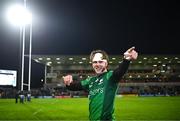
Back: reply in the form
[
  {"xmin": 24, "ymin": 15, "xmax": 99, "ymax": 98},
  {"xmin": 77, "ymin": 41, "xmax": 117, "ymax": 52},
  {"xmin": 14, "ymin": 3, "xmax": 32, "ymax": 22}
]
[{"xmin": 0, "ymin": 96, "xmax": 180, "ymax": 120}]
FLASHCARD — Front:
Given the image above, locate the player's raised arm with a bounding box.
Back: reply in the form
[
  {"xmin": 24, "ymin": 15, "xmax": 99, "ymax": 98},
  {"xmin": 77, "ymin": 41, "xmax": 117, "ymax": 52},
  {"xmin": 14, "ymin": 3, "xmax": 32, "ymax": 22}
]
[{"xmin": 112, "ymin": 46, "xmax": 138, "ymax": 81}]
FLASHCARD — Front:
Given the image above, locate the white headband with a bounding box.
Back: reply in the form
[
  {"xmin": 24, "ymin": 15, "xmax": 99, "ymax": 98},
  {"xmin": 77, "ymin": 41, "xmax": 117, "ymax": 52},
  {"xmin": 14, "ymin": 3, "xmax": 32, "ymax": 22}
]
[{"xmin": 92, "ymin": 53, "xmax": 107, "ymax": 62}]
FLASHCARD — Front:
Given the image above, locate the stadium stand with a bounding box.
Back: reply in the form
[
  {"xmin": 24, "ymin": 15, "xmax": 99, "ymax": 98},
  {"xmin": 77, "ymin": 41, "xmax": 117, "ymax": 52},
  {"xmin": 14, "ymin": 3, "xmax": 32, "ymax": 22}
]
[{"xmin": 30, "ymin": 54, "xmax": 180, "ymax": 97}]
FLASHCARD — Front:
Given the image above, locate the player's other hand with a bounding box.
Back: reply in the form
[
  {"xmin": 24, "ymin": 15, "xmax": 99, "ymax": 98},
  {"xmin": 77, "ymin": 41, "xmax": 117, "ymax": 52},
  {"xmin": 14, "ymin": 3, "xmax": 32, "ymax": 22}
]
[
  {"xmin": 63, "ymin": 75, "xmax": 73, "ymax": 86},
  {"xmin": 124, "ymin": 46, "xmax": 138, "ymax": 61}
]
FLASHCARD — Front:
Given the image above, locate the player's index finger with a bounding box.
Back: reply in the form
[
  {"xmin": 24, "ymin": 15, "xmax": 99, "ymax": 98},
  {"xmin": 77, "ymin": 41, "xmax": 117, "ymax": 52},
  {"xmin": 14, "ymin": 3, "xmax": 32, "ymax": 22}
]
[{"xmin": 128, "ymin": 46, "xmax": 135, "ymax": 52}]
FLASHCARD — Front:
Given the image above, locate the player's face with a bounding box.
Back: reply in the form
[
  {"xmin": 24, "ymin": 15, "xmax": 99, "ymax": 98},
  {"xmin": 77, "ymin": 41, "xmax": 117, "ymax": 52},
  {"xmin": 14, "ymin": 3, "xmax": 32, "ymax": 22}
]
[{"xmin": 92, "ymin": 53, "xmax": 108, "ymax": 74}]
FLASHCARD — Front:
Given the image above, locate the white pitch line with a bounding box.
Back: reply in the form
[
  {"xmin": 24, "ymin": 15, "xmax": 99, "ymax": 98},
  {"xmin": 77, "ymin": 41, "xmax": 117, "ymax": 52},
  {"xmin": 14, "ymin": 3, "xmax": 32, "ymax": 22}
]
[{"xmin": 33, "ymin": 108, "xmax": 42, "ymax": 115}]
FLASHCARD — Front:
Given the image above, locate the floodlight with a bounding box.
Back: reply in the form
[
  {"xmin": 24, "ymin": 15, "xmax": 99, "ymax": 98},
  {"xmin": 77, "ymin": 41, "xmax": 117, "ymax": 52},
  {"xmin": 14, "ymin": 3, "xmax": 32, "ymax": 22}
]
[{"xmin": 6, "ymin": 4, "xmax": 32, "ymax": 26}]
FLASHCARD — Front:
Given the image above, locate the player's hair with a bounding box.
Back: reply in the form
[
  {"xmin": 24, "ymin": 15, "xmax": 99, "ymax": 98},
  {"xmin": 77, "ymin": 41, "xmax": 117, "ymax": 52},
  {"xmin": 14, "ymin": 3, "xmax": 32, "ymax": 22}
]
[{"xmin": 90, "ymin": 50, "xmax": 109, "ymax": 62}]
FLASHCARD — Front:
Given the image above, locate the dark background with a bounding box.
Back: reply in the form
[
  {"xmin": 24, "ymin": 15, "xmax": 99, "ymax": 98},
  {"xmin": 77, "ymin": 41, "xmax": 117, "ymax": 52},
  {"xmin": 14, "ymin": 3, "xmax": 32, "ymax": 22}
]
[{"xmin": 0, "ymin": 0, "xmax": 179, "ymax": 88}]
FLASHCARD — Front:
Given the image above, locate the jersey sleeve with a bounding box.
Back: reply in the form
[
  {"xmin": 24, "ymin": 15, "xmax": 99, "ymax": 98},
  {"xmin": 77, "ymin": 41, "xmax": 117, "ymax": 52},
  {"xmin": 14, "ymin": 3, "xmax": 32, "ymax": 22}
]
[
  {"xmin": 66, "ymin": 77, "xmax": 91, "ymax": 91},
  {"xmin": 66, "ymin": 81, "xmax": 84, "ymax": 91},
  {"xmin": 112, "ymin": 59, "xmax": 130, "ymax": 82}
]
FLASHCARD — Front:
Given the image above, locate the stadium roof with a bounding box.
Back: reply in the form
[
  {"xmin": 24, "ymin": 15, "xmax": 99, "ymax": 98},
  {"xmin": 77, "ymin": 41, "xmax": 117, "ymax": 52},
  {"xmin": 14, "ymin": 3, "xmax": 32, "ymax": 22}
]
[{"xmin": 28, "ymin": 54, "xmax": 180, "ymax": 67}]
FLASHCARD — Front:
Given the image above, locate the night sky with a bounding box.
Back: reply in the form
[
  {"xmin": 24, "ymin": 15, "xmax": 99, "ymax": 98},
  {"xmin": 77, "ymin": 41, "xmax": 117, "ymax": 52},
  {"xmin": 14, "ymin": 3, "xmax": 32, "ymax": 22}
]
[{"xmin": 0, "ymin": 0, "xmax": 180, "ymax": 88}]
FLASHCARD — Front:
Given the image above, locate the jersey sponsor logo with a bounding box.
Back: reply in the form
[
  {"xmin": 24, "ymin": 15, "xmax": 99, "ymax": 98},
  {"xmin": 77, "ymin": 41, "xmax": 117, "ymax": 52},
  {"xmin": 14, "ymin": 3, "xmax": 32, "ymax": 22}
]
[
  {"xmin": 89, "ymin": 87, "xmax": 103, "ymax": 96},
  {"xmin": 89, "ymin": 78, "xmax": 104, "ymax": 96}
]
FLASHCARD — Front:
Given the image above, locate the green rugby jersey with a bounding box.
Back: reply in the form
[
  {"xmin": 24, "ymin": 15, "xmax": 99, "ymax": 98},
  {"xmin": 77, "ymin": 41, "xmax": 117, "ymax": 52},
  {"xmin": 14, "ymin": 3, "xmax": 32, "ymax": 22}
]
[
  {"xmin": 66, "ymin": 59, "xmax": 130, "ymax": 120},
  {"xmin": 81, "ymin": 59, "xmax": 130, "ymax": 120}
]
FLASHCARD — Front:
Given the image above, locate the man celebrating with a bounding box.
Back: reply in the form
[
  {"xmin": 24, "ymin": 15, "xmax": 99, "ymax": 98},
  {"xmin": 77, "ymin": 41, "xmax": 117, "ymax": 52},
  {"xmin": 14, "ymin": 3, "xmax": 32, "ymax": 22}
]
[{"xmin": 63, "ymin": 47, "xmax": 138, "ymax": 121}]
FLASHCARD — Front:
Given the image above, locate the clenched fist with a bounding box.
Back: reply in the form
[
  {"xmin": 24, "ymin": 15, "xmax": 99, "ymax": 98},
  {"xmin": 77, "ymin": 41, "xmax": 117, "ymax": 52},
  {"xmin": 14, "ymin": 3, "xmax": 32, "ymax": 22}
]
[{"xmin": 63, "ymin": 75, "xmax": 73, "ymax": 86}]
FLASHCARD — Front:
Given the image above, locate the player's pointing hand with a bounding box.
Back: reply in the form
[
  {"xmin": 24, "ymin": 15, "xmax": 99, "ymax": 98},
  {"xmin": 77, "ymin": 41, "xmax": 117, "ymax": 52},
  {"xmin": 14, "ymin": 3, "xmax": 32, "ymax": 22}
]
[{"xmin": 124, "ymin": 46, "xmax": 138, "ymax": 60}]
